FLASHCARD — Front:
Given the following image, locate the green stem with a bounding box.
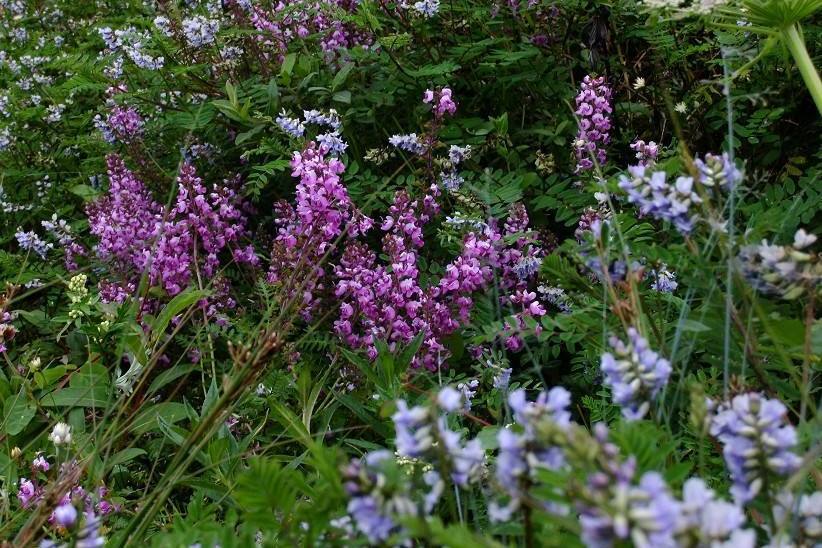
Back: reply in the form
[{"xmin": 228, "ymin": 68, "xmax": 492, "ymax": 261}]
[{"xmin": 782, "ymin": 23, "xmax": 822, "ymax": 115}]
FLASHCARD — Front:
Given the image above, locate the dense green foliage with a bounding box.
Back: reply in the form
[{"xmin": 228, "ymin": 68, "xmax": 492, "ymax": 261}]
[{"xmin": 0, "ymin": 0, "xmax": 819, "ymax": 546}]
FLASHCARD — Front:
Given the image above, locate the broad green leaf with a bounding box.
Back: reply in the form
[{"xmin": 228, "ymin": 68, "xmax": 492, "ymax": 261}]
[
  {"xmin": 4, "ymin": 391, "xmax": 36, "ymax": 435},
  {"xmin": 40, "ymin": 385, "xmax": 110, "ymax": 408},
  {"xmin": 147, "ymin": 363, "xmax": 197, "ymax": 395},
  {"xmin": 151, "ymin": 288, "xmax": 208, "ymax": 340},
  {"xmin": 107, "ymin": 448, "xmax": 146, "ymax": 467}
]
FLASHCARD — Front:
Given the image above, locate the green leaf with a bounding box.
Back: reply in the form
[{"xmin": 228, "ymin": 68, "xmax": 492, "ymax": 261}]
[
  {"xmin": 16, "ymin": 309, "xmax": 50, "ymax": 331},
  {"xmin": 334, "ymin": 392, "xmax": 391, "ymax": 438},
  {"xmin": 151, "ymin": 288, "xmax": 208, "ymax": 340},
  {"xmin": 679, "ymin": 319, "xmax": 711, "ymax": 333},
  {"xmin": 147, "ymin": 363, "xmax": 197, "ymax": 395},
  {"xmin": 395, "ymin": 331, "xmax": 425, "ymax": 373},
  {"xmin": 201, "ymin": 377, "xmax": 219, "ymax": 417},
  {"xmin": 69, "ymin": 184, "xmax": 100, "ymax": 200},
  {"xmin": 70, "ymin": 362, "xmax": 109, "ymax": 388},
  {"xmin": 157, "ymin": 414, "xmax": 189, "ymax": 447},
  {"xmin": 235, "ymin": 458, "xmax": 302, "ymax": 529},
  {"xmin": 331, "ymin": 63, "xmax": 354, "ymax": 92},
  {"xmin": 40, "ymin": 385, "xmax": 110, "ymax": 408},
  {"xmin": 225, "ymin": 81, "xmax": 238, "ymax": 105},
  {"xmin": 34, "ymin": 366, "xmax": 71, "ymax": 390},
  {"xmin": 235, "ymin": 124, "xmax": 265, "ymax": 145},
  {"xmin": 130, "ymin": 402, "xmax": 191, "ymax": 435},
  {"xmin": 406, "ymin": 61, "xmax": 460, "ymax": 78},
  {"xmin": 107, "ymin": 448, "xmax": 146, "ymax": 467},
  {"xmin": 332, "ymin": 90, "xmax": 351, "ymax": 104},
  {"xmin": 280, "ymin": 53, "xmax": 297, "ymax": 83},
  {"xmin": 4, "ymin": 391, "xmax": 36, "ymax": 435}
]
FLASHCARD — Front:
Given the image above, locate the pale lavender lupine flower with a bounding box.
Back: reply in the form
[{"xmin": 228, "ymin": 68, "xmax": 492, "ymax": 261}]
[
  {"xmin": 677, "ymin": 477, "xmax": 754, "ymax": 546},
  {"xmin": 275, "ymin": 110, "xmax": 305, "ymax": 138},
  {"xmin": 181, "ymin": 16, "xmax": 219, "ymax": 48},
  {"xmin": 650, "ymin": 264, "xmax": 678, "ymax": 293},
  {"xmin": 710, "ymin": 393, "xmax": 801, "ymax": 504},
  {"xmin": 600, "ymin": 327, "xmax": 671, "ymax": 420},
  {"xmin": 413, "ymin": 0, "xmax": 440, "ymax": 17},
  {"xmin": 618, "ymin": 164, "xmax": 702, "ymax": 234},
  {"xmin": 695, "ymin": 152, "xmax": 742, "ymax": 190},
  {"xmin": 53, "ymin": 503, "xmax": 78, "ymax": 528},
  {"xmin": 388, "ymin": 133, "xmax": 425, "ymax": 155},
  {"xmin": 579, "ymin": 469, "xmax": 681, "ymax": 548},
  {"xmin": 490, "ymin": 387, "xmax": 572, "ymax": 520}
]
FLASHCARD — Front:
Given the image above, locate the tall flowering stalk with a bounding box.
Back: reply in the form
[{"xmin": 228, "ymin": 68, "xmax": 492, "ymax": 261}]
[
  {"xmin": 393, "ymin": 387, "xmax": 485, "ymax": 487},
  {"xmin": 676, "ymin": 478, "xmax": 755, "ymax": 546},
  {"xmin": 738, "ymin": 228, "xmax": 820, "ymax": 300},
  {"xmin": 578, "ymin": 459, "xmax": 681, "ymax": 547},
  {"xmin": 617, "ymin": 165, "xmax": 702, "ymax": 234},
  {"xmin": 573, "ymin": 75, "xmax": 612, "ymax": 172},
  {"xmin": 268, "ymin": 143, "xmax": 372, "ymax": 320},
  {"xmin": 497, "ymin": 203, "xmax": 546, "ymax": 350},
  {"xmin": 342, "ymin": 451, "xmax": 407, "ymax": 543}
]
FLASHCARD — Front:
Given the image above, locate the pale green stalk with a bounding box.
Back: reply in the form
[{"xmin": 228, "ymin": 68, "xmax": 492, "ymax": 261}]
[{"xmin": 782, "ymin": 23, "xmax": 822, "ymax": 115}]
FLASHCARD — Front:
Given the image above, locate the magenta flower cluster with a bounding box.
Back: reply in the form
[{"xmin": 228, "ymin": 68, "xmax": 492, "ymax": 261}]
[
  {"xmin": 95, "ymin": 105, "xmax": 144, "ymax": 144},
  {"xmin": 267, "ymin": 143, "xmax": 372, "ymax": 320},
  {"xmin": 574, "ymin": 75, "xmax": 612, "ymax": 172},
  {"xmin": 334, "ymin": 194, "xmax": 543, "ymax": 369},
  {"xmin": 87, "ymin": 154, "xmax": 253, "ymax": 300},
  {"xmin": 497, "ymin": 204, "xmax": 546, "ymax": 350},
  {"xmin": 17, "ymin": 455, "xmax": 117, "ymax": 527},
  {"xmin": 272, "ymin": 92, "xmax": 542, "ymax": 366},
  {"xmin": 630, "ymin": 139, "xmax": 659, "ymax": 166},
  {"xmin": 248, "ymin": 1, "xmax": 372, "ymax": 64},
  {"xmin": 423, "ymin": 87, "xmax": 457, "ymax": 118}
]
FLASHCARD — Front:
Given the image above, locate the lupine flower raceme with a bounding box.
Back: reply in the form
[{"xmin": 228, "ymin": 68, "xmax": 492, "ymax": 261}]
[
  {"xmin": 341, "ymin": 451, "xmax": 416, "ymax": 543},
  {"xmin": 738, "ymin": 228, "xmax": 820, "ymax": 300},
  {"xmin": 489, "ymin": 387, "xmax": 572, "ymax": 521},
  {"xmin": 574, "ymin": 75, "xmax": 612, "ymax": 172},
  {"xmin": 710, "ymin": 392, "xmax": 801, "ymax": 504},
  {"xmin": 578, "ymin": 460, "xmax": 681, "ymax": 548},
  {"xmin": 392, "ymin": 387, "xmax": 485, "ymax": 488},
  {"xmin": 618, "ymin": 164, "xmax": 702, "ymax": 234},
  {"xmin": 770, "ymin": 490, "xmax": 822, "ymax": 547},
  {"xmin": 600, "ymin": 327, "xmax": 671, "ymax": 420},
  {"xmin": 676, "ymin": 477, "xmax": 756, "ymax": 547}
]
